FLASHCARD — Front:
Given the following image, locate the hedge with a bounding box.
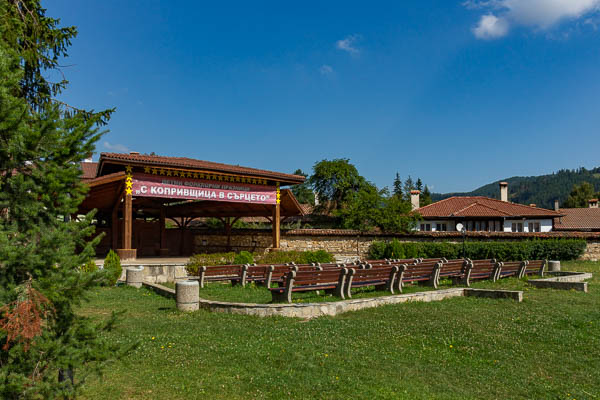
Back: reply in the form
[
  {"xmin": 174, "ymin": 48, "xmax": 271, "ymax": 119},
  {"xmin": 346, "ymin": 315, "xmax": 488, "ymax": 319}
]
[
  {"xmin": 368, "ymin": 239, "xmax": 587, "ymax": 262},
  {"xmin": 186, "ymin": 250, "xmax": 334, "ymax": 275}
]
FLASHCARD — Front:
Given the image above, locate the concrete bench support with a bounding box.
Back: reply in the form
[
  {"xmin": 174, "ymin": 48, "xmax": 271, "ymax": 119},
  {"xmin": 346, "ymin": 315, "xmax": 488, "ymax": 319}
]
[
  {"xmin": 176, "ymin": 280, "xmax": 200, "ymax": 311},
  {"xmin": 126, "ymin": 266, "xmax": 144, "ymax": 288}
]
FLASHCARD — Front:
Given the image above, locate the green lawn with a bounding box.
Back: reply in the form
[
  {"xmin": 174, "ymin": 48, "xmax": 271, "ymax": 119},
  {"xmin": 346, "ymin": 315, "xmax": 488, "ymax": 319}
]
[{"xmin": 79, "ymin": 261, "xmax": 600, "ymax": 399}]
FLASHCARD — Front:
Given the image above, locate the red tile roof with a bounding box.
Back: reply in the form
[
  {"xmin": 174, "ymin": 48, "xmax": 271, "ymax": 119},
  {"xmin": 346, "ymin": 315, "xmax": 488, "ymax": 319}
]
[
  {"xmin": 80, "ymin": 162, "xmax": 98, "ymax": 180},
  {"xmin": 417, "ymin": 196, "xmax": 562, "ymax": 218},
  {"xmin": 554, "ymin": 208, "xmax": 600, "ymax": 231},
  {"xmin": 98, "ymin": 153, "xmax": 305, "ymax": 184}
]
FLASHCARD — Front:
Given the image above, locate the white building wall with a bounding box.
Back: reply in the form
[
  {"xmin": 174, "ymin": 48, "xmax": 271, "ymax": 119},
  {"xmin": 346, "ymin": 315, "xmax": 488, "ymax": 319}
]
[{"xmin": 503, "ymin": 219, "xmax": 553, "ymax": 232}]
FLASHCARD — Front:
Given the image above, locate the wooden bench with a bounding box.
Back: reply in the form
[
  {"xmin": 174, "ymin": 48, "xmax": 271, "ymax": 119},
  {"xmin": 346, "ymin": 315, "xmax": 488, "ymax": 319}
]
[
  {"xmin": 270, "ymin": 268, "xmax": 349, "ymax": 303},
  {"xmin": 345, "ymin": 265, "xmax": 401, "ymax": 298},
  {"xmin": 438, "ymin": 259, "xmax": 468, "ymax": 283},
  {"xmin": 462, "ymin": 259, "xmax": 496, "ymax": 286},
  {"xmin": 495, "ymin": 261, "xmax": 525, "ymax": 280},
  {"xmin": 522, "ymin": 260, "xmax": 546, "ymax": 278},
  {"xmin": 401, "ymin": 261, "xmax": 442, "ymax": 289},
  {"xmin": 197, "ymin": 264, "xmax": 248, "ymax": 288}
]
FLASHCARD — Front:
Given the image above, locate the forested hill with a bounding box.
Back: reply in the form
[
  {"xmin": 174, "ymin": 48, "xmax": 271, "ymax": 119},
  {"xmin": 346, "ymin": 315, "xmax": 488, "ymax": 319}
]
[{"xmin": 431, "ymin": 167, "xmax": 600, "ymax": 209}]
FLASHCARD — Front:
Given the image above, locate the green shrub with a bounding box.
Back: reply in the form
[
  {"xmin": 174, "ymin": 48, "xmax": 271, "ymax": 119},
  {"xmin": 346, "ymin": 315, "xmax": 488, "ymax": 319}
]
[
  {"xmin": 258, "ymin": 250, "xmax": 334, "ymax": 265},
  {"xmin": 80, "ymin": 259, "xmax": 99, "ymax": 273},
  {"xmin": 300, "ymin": 249, "xmax": 334, "ymax": 264},
  {"xmin": 368, "ymin": 239, "xmax": 586, "ymax": 261},
  {"xmin": 103, "ymin": 250, "xmax": 122, "ymax": 285},
  {"xmin": 186, "ymin": 252, "xmax": 239, "ymax": 275},
  {"xmin": 233, "ymin": 251, "xmax": 254, "ymax": 265}
]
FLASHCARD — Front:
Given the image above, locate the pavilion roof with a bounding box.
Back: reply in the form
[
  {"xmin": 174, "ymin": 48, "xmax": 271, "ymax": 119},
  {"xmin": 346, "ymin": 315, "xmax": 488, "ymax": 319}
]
[{"xmin": 97, "ymin": 152, "xmax": 305, "ymax": 185}]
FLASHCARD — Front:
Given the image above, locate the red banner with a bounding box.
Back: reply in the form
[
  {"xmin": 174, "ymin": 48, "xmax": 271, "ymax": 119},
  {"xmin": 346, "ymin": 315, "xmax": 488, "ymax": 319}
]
[{"xmin": 131, "ymin": 173, "xmax": 277, "ymax": 205}]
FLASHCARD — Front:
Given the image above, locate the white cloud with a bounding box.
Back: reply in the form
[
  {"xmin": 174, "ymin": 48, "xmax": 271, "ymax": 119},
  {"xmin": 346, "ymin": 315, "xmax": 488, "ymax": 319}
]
[
  {"xmin": 473, "ymin": 14, "xmax": 510, "ymax": 38},
  {"xmin": 467, "ymin": 0, "xmax": 600, "ymax": 39},
  {"xmin": 103, "ymin": 141, "xmax": 130, "ymax": 153},
  {"xmin": 336, "ymin": 34, "xmax": 361, "ymax": 55},
  {"xmin": 319, "ymin": 65, "xmax": 333, "ymax": 75}
]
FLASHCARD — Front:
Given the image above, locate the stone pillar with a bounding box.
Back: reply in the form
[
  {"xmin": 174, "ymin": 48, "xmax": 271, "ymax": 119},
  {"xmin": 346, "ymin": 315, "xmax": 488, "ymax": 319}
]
[
  {"xmin": 548, "ymin": 260, "xmax": 561, "ymax": 272},
  {"xmin": 126, "ymin": 266, "xmax": 144, "ymax": 288},
  {"xmin": 176, "ymin": 280, "xmax": 199, "ymax": 312},
  {"xmin": 410, "ymin": 190, "xmax": 420, "ymax": 211}
]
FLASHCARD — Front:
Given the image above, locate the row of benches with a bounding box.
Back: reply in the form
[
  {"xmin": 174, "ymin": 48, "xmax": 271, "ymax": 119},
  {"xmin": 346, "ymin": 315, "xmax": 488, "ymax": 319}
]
[{"xmin": 193, "ymin": 259, "xmax": 547, "ymax": 303}]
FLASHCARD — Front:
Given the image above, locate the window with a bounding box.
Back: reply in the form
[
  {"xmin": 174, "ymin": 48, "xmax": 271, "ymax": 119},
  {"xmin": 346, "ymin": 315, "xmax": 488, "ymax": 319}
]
[
  {"xmin": 420, "ymin": 224, "xmax": 432, "ymax": 231},
  {"xmin": 436, "ymin": 223, "xmax": 447, "ymax": 231},
  {"xmin": 529, "ymin": 222, "xmax": 541, "ymax": 232},
  {"xmin": 511, "ymin": 222, "xmax": 523, "ymax": 232}
]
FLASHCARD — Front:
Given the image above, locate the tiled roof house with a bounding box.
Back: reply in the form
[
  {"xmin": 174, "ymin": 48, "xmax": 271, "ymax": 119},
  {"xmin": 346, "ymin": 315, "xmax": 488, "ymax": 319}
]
[{"xmin": 413, "ymin": 182, "xmax": 563, "ymax": 233}]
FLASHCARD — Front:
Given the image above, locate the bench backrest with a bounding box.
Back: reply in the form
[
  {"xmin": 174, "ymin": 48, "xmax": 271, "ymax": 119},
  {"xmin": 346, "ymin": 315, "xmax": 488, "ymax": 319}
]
[
  {"xmin": 200, "ymin": 264, "xmax": 244, "ymax": 277},
  {"xmin": 284, "ymin": 269, "xmax": 346, "ymax": 287},
  {"xmin": 403, "ymin": 261, "xmax": 441, "ymax": 282},
  {"xmin": 524, "ymin": 260, "xmax": 546, "ymax": 277},
  {"xmin": 349, "ymin": 265, "xmax": 400, "ymax": 284}
]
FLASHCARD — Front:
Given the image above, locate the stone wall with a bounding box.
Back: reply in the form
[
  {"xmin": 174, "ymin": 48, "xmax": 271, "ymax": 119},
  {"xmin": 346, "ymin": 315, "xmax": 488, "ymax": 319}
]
[
  {"xmin": 191, "ymin": 229, "xmax": 600, "ymax": 261},
  {"xmin": 582, "ymin": 241, "xmax": 600, "ymax": 261}
]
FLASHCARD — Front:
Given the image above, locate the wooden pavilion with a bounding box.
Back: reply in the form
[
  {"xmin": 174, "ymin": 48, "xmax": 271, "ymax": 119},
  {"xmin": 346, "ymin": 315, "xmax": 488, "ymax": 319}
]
[{"xmin": 78, "ymin": 152, "xmax": 305, "ymax": 260}]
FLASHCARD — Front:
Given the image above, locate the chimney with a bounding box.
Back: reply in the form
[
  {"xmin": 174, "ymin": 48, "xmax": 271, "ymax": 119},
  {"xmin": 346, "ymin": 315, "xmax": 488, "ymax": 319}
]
[
  {"xmin": 554, "ymin": 199, "xmax": 559, "ymax": 211},
  {"xmin": 589, "ymin": 199, "xmax": 599, "ymax": 209},
  {"xmin": 130, "ymin": 151, "xmax": 140, "ymax": 155},
  {"xmin": 410, "ymin": 190, "xmax": 420, "ymax": 211},
  {"xmin": 499, "ymin": 182, "xmax": 508, "ymax": 202},
  {"xmin": 529, "ymin": 204, "xmax": 536, "ymax": 208}
]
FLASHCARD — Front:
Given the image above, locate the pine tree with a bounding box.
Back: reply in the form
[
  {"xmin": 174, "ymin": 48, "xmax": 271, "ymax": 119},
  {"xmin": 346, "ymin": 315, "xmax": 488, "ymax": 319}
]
[
  {"xmin": 393, "ymin": 173, "xmax": 403, "ymax": 198},
  {"xmin": 415, "ymin": 178, "xmax": 423, "ymax": 192},
  {"xmin": 0, "ymin": 1, "xmax": 128, "ymax": 397},
  {"xmin": 403, "ymin": 176, "xmax": 414, "ymax": 202},
  {"xmin": 421, "ymin": 185, "xmax": 433, "ymax": 207}
]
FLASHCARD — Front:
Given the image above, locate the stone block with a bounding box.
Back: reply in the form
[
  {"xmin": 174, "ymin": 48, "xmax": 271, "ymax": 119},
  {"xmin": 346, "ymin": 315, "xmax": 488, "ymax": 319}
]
[
  {"xmin": 126, "ymin": 266, "xmax": 144, "ymax": 288},
  {"xmin": 176, "ymin": 280, "xmax": 199, "ymax": 312},
  {"xmin": 548, "ymin": 260, "xmax": 561, "ymax": 272}
]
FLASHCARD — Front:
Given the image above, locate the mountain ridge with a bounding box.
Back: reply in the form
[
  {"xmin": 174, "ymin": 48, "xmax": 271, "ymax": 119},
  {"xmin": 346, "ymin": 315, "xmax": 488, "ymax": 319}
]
[{"xmin": 431, "ymin": 167, "xmax": 600, "ymax": 210}]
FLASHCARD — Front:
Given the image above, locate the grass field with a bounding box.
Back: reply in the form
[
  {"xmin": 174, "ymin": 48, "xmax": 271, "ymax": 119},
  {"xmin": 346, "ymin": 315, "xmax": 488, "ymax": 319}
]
[{"xmin": 79, "ymin": 261, "xmax": 600, "ymax": 399}]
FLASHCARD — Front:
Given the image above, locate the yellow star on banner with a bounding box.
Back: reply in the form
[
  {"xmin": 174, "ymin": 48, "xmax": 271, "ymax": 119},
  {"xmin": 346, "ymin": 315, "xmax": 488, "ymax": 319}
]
[
  {"xmin": 217, "ymin": 175, "xmax": 223, "ymax": 181},
  {"xmin": 125, "ymin": 188, "xmax": 132, "ymax": 195},
  {"xmin": 152, "ymin": 168, "xmax": 158, "ymax": 175},
  {"xmin": 235, "ymin": 177, "xmax": 240, "ymax": 182},
  {"xmin": 125, "ymin": 165, "xmax": 132, "ymax": 173},
  {"xmin": 144, "ymin": 166, "xmax": 150, "ymax": 173},
  {"xmin": 166, "ymin": 170, "xmax": 172, "ymax": 176},
  {"xmin": 159, "ymin": 169, "xmax": 165, "ymax": 175},
  {"xmin": 174, "ymin": 170, "xmax": 180, "ymax": 177},
  {"xmin": 193, "ymin": 172, "xmax": 199, "ymax": 179},
  {"xmin": 199, "ymin": 173, "xmax": 204, "ymax": 179},
  {"xmin": 187, "ymin": 171, "xmax": 192, "ymax": 178}
]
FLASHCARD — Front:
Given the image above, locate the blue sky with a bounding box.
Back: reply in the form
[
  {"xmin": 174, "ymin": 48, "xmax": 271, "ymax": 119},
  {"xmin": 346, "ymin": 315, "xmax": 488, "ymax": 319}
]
[{"xmin": 48, "ymin": 1, "xmax": 600, "ymax": 193}]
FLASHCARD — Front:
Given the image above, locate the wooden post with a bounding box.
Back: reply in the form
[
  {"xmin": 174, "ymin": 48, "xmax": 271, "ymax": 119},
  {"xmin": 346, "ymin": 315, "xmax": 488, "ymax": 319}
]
[
  {"xmin": 117, "ymin": 172, "xmax": 136, "ymax": 260},
  {"xmin": 111, "ymin": 205, "xmax": 119, "ymax": 250},
  {"xmin": 272, "ymin": 202, "xmax": 280, "ymax": 249},
  {"xmin": 159, "ymin": 205, "xmax": 168, "ymax": 256},
  {"xmin": 123, "ymin": 193, "xmax": 132, "ymax": 249}
]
